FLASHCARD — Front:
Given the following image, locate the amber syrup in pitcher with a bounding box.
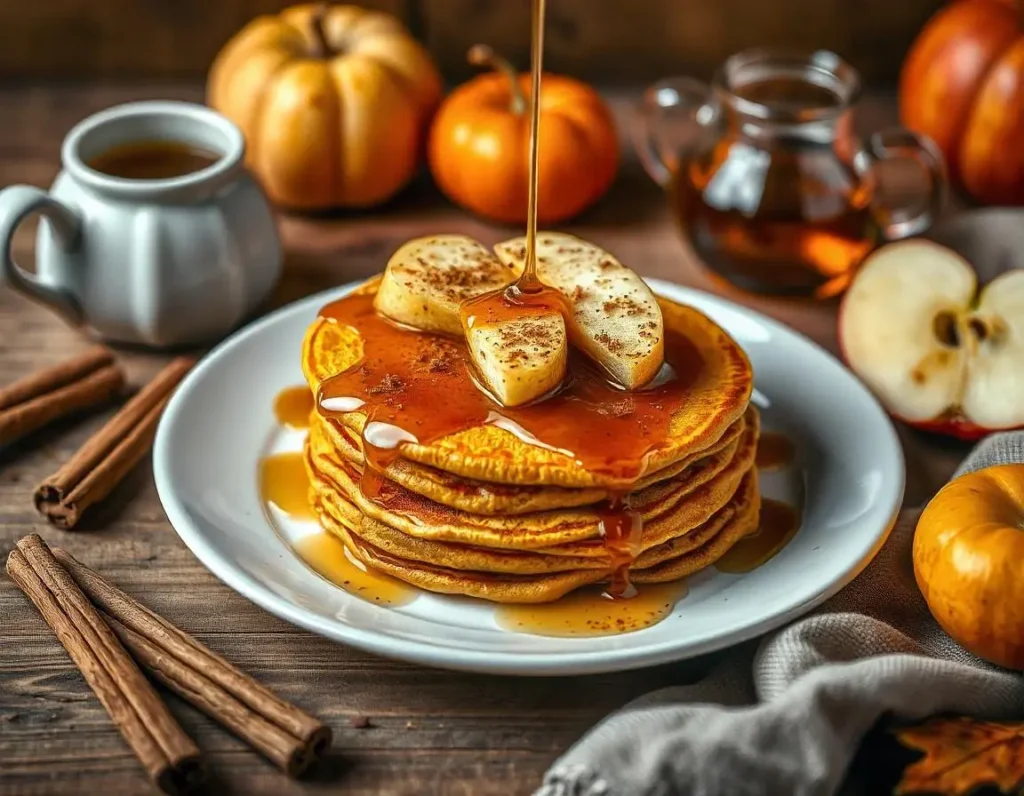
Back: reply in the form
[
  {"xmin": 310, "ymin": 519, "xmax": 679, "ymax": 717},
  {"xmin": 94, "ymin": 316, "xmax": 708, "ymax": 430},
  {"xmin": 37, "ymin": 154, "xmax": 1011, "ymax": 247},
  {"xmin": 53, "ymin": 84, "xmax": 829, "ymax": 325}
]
[{"xmin": 672, "ymin": 75, "xmax": 882, "ymax": 299}]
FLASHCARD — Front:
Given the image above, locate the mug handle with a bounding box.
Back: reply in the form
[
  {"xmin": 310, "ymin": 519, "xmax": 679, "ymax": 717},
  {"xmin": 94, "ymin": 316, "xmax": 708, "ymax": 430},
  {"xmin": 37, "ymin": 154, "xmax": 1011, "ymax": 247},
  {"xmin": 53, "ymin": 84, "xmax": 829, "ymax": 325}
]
[
  {"xmin": 0, "ymin": 185, "xmax": 84, "ymax": 325},
  {"xmin": 861, "ymin": 128, "xmax": 947, "ymax": 240},
  {"xmin": 634, "ymin": 77, "xmax": 713, "ymax": 188}
]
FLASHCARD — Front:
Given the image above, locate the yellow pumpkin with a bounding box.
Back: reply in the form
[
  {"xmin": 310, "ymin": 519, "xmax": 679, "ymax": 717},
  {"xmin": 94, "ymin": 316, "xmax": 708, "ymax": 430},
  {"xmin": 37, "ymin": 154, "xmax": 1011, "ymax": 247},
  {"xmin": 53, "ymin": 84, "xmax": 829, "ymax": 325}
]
[
  {"xmin": 914, "ymin": 463, "xmax": 1024, "ymax": 669},
  {"xmin": 208, "ymin": 3, "xmax": 442, "ymax": 210}
]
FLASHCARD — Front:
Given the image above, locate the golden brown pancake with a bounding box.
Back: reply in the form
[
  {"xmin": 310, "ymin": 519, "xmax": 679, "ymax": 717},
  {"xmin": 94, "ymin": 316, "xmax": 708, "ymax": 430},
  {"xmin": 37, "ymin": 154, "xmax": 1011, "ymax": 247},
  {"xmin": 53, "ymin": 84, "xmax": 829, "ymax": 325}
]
[
  {"xmin": 634, "ymin": 474, "xmax": 760, "ymax": 583},
  {"xmin": 301, "ymin": 280, "xmax": 753, "ymax": 489},
  {"xmin": 292, "ymin": 266, "xmax": 763, "ymax": 606},
  {"xmin": 314, "ymin": 467, "xmax": 753, "ymax": 575},
  {"xmin": 314, "ymin": 472, "xmax": 760, "ymax": 603},
  {"xmin": 305, "ymin": 407, "xmax": 758, "ymax": 552},
  {"xmin": 310, "ymin": 408, "xmax": 747, "ymax": 515}
]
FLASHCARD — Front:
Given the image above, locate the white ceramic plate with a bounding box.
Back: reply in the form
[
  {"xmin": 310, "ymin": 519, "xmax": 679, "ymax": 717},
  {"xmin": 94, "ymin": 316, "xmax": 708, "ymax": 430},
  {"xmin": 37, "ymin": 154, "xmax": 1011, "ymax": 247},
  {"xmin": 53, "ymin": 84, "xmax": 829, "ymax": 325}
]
[{"xmin": 154, "ymin": 279, "xmax": 904, "ymax": 676}]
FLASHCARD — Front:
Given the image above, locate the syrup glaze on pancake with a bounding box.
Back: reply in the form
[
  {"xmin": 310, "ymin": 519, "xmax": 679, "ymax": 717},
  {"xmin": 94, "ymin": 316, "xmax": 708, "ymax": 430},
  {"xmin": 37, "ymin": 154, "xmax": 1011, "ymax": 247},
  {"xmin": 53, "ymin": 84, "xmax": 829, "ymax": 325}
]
[{"xmin": 316, "ymin": 291, "xmax": 706, "ymax": 481}]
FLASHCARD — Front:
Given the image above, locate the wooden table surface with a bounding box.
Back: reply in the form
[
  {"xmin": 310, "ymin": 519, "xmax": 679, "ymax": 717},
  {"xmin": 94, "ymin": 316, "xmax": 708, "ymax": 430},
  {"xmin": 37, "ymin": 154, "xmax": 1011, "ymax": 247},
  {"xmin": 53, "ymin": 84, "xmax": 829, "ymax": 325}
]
[{"xmin": 0, "ymin": 84, "xmax": 970, "ymax": 796}]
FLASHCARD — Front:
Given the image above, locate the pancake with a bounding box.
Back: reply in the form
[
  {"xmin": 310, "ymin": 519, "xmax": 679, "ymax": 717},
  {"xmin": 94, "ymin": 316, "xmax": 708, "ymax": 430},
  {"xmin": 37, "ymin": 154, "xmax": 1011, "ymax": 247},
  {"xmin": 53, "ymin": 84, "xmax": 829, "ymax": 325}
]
[
  {"xmin": 314, "ymin": 466, "xmax": 754, "ymax": 575},
  {"xmin": 305, "ymin": 406, "xmax": 758, "ymax": 552},
  {"xmin": 316, "ymin": 472, "xmax": 760, "ymax": 603},
  {"xmin": 633, "ymin": 471, "xmax": 761, "ymax": 584},
  {"xmin": 310, "ymin": 408, "xmax": 747, "ymax": 515},
  {"xmin": 301, "ymin": 280, "xmax": 753, "ymax": 489}
]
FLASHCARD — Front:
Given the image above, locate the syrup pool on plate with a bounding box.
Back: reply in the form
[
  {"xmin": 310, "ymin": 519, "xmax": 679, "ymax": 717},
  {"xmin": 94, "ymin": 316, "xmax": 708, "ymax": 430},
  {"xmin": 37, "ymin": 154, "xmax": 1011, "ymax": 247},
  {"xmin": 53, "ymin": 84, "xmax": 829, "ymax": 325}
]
[
  {"xmin": 496, "ymin": 580, "xmax": 689, "ymax": 637},
  {"xmin": 260, "ymin": 451, "xmax": 315, "ymax": 520},
  {"xmin": 715, "ymin": 498, "xmax": 802, "ymax": 574},
  {"xmin": 273, "ymin": 385, "xmax": 314, "ymax": 429},
  {"xmin": 756, "ymin": 431, "xmax": 796, "ymax": 470},
  {"xmin": 293, "ymin": 532, "xmax": 415, "ymax": 607}
]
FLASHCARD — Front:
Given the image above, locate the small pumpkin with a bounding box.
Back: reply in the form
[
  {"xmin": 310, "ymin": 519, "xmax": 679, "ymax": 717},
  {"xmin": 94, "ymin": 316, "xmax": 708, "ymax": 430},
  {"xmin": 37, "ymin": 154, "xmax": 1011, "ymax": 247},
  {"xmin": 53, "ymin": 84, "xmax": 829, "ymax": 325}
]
[
  {"xmin": 914, "ymin": 463, "xmax": 1024, "ymax": 669},
  {"xmin": 208, "ymin": 3, "xmax": 442, "ymax": 210},
  {"xmin": 428, "ymin": 45, "xmax": 619, "ymax": 224},
  {"xmin": 900, "ymin": 0, "xmax": 1024, "ymax": 205}
]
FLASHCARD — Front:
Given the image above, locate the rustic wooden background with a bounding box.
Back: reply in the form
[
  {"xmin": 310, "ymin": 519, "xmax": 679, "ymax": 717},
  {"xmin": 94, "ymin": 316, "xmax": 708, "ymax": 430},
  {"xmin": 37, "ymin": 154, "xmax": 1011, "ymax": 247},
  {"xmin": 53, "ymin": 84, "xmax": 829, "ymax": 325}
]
[
  {"xmin": 0, "ymin": 83, "xmax": 970, "ymax": 794},
  {"xmin": 0, "ymin": 0, "xmax": 976, "ymax": 792},
  {"xmin": 1, "ymin": 0, "xmax": 940, "ymax": 84}
]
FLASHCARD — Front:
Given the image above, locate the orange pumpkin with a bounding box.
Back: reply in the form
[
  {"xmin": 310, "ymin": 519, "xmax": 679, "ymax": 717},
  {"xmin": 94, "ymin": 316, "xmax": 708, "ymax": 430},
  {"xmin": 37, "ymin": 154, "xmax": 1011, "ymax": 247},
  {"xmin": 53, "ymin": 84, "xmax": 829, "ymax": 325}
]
[
  {"xmin": 208, "ymin": 3, "xmax": 442, "ymax": 210},
  {"xmin": 900, "ymin": 0, "xmax": 1024, "ymax": 205},
  {"xmin": 428, "ymin": 46, "xmax": 619, "ymax": 224},
  {"xmin": 914, "ymin": 464, "xmax": 1024, "ymax": 669}
]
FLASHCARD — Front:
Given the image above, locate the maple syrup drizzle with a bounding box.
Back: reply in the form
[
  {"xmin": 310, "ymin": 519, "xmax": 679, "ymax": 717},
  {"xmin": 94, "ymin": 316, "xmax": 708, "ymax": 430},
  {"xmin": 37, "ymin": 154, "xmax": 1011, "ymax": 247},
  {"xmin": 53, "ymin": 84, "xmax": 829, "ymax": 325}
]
[
  {"xmin": 522, "ymin": 0, "xmax": 546, "ymax": 285},
  {"xmin": 461, "ymin": 0, "xmax": 643, "ymax": 597},
  {"xmin": 273, "ymin": 385, "xmax": 315, "ymax": 429},
  {"xmin": 496, "ymin": 580, "xmax": 689, "ymax": 637},
  {"xmin": 715, "ymin": 498, "xmax": 801, "ymax": 573},
  {"xmin": 598, "ymin": 493, "xmax": 643, "ymax": 598},
  {"xmin": 260, "ymin": 452, "xmax": 316, "ymax": 520},
  {"xmin": 756, "ymin": 431, "xmax": 795, "ymax": 470},
  {"xmin": 293, "ymin": 532, "xmax": 415, "ymax": 607}
]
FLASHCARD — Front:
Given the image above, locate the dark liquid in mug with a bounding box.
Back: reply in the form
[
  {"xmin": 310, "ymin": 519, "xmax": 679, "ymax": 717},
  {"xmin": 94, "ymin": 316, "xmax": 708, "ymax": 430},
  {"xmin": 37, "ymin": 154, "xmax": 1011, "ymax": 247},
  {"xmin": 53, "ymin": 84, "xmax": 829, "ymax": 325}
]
[
  {"xmin": 88, "ymin": 140, "xmax": 220, "ymax": 180},
  {"xmin": 673, "ymin": 76, "xmax": 880, "ymax": 299}
]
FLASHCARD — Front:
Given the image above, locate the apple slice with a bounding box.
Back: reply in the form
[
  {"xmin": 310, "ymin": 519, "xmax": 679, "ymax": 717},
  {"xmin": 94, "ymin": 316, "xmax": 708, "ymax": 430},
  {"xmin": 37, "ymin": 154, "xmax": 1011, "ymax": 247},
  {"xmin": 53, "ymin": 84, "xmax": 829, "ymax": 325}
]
[
  {"xmin": 374, "ymin": 235, "xmax": 518, "ymax": 335},
  {"xmin": 464, "ymin": 311, "xmax": 568, "ymax": 407},
  {"xmin": 839, "ymin": 239, "xmax": 1024, "ymax": 438},
  {"xmin": 494, "ymin": 233, "xmax": 664, "ymax": 388}
]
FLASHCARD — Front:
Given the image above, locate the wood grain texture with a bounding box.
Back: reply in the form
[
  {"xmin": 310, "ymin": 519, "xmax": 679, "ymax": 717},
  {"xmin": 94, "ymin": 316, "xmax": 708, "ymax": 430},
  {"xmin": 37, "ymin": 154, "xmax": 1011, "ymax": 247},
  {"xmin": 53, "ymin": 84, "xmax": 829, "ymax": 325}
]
[
  {"xmin": 0, "ymin": 0, "xmax": 939, "ymax": 84},
  {"xmin": 0, "ymin": 83, "xmax": 968, "ymax": 795},
  {"xmin": 422, "ymin": 0, "xmax": 941, "ymax": 85},
  {"xmin": 0, "ymin": 0, "xmax": 412, "ymax": 79}
]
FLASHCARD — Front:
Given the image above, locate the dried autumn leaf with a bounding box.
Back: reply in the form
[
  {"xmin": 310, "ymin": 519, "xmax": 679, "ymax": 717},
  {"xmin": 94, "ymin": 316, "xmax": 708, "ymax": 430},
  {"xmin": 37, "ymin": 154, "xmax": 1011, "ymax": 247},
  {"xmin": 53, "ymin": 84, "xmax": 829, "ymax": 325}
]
[{"xmin": 894, "ymin": 716, "xmax": 1024, "ymax": 795}]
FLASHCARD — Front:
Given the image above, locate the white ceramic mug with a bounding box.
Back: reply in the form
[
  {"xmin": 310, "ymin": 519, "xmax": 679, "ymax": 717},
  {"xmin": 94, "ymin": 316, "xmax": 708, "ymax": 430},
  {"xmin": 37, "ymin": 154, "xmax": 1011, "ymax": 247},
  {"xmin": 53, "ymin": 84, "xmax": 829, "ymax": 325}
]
[{"xmin": 0, "ymin": 101, "xmax": 282, "ymax": 347}]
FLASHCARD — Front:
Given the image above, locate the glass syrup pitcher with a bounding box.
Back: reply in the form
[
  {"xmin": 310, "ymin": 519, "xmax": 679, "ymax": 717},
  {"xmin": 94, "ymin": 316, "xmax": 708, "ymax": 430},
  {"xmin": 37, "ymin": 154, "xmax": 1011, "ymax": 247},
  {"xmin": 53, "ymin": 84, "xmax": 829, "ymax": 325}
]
[{"xmin": 635, "ymin": 49, "xmax": 946, "ymax": 298}]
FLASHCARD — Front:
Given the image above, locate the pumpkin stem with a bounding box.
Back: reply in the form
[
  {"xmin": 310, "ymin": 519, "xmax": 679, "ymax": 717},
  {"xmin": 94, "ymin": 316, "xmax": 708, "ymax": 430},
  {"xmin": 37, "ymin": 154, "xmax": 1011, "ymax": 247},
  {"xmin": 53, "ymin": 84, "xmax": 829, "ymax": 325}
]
[
  {"xmin": 468, "ymin": 45, "xmax": 528, "ymax": 115},
  {"xmin": 310, "ymin": 3, "xmax": 333, "ymax": 59}
]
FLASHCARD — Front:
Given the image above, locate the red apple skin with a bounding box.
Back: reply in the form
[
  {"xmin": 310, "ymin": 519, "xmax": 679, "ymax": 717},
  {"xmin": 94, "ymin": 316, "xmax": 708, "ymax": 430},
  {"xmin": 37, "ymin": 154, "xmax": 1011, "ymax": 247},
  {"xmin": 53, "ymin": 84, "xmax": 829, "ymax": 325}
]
[
  {"xmin": 896, "ymin": 414, "xmax": 1003, "ymax": 441},
  {"xmin": 836, "ymin": 293, "xmax": 1022, "ymax": 441}
]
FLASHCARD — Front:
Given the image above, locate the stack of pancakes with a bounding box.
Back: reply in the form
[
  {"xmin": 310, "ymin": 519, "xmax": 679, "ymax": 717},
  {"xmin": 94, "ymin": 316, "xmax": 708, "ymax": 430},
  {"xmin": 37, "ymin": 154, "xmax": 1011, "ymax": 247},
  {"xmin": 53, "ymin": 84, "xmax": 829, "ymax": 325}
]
[{"xmin": 299, "ymin": 281, "xmax": 762, "ymax": 605}]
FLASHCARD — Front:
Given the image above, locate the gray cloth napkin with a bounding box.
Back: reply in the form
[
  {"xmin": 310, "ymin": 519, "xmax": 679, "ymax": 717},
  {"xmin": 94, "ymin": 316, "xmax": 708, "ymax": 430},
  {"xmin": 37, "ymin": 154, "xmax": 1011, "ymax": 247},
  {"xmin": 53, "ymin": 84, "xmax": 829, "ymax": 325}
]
[{"xmin": 537, "ymin": 431, "xmax": 1024, "ymax": 796}]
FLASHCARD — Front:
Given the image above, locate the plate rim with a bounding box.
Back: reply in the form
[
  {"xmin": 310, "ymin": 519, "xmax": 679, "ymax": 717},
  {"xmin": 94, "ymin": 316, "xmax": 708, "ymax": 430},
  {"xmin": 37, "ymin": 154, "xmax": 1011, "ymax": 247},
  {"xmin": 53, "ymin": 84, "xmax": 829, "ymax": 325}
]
[{"xmin": 153, "ymin": 278, "xmax": 905, "ymax": 676}]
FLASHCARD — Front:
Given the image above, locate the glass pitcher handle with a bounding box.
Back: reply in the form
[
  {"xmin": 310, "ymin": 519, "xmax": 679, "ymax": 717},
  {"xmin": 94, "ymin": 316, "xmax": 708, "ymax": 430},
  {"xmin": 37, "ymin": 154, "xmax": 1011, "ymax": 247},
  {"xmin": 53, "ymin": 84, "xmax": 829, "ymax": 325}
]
[
  {"xmin": 634, "ymin": 77, "xmax": 713, "ymax": 188},
  {"xmin": 863, "ymin": 128, "xmax": 947, "ymax": 240}
]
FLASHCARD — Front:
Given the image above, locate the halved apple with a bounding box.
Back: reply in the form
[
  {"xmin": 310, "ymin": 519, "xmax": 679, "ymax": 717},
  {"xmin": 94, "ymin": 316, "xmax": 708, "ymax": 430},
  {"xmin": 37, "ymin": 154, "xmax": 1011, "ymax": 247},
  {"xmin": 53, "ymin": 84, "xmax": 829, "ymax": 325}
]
[{"xmin": 839, "ymin": 240, "xmax": 1024, "ymax": 439}]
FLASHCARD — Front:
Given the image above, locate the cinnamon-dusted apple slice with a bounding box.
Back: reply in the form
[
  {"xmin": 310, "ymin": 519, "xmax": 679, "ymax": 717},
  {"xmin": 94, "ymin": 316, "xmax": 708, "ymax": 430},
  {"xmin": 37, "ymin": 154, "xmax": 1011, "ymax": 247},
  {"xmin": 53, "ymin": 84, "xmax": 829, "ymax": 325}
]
[
  {"xmin": 495, "ymin": 233, "xmax": 664, "ymax": 388},
  {"xmin": 839, "ymin": 239, "xmax": 1024, "ymax": 438},
  {"xmin": 374, "ymin": 235, "xmax": 518, "ymax": 335},
  {"xmin": 462, "ymin": 306, "xmax": 568, "ymax": 407}
]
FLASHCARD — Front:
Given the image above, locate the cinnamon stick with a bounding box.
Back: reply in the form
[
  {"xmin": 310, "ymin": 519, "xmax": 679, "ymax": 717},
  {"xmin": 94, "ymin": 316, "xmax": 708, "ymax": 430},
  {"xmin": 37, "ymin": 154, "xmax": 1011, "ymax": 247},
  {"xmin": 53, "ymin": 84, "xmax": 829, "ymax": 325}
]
[
  {"xmin": 0, "ymin": 346, "xmax": 124, "ymax": 443},
  {"xmin": 54, "ymin": 548, "xmax": 332, "ymax": 776},
  {"xmin": 6, "ymin": 535, "xmax": 203, "ymax": 793},
  {"xmin": 35, "ymin": 357, "xmax": 194, "ymax": 528}
]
